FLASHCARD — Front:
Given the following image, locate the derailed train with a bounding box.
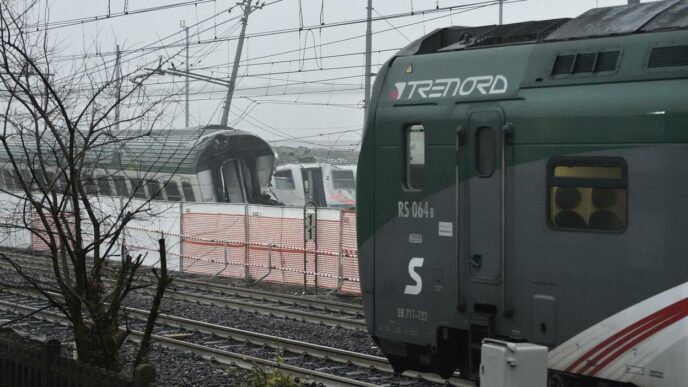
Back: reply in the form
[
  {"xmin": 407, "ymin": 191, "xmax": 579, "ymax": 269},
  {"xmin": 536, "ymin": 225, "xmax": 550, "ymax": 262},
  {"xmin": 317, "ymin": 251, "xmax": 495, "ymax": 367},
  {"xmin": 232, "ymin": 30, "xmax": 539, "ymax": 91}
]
[
  {"xmin": 357, "ymin": 1, "xmax": 688, "ymax": 386},
  {"xmin": 0, "ymin": 125, "xmax": 277, "ymax": 204}
]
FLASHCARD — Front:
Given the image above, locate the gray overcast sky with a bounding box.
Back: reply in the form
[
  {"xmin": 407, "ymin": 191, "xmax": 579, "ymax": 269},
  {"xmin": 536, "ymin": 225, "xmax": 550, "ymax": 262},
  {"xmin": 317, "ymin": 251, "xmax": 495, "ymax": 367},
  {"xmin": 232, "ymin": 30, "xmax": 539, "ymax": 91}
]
[{"xmin": 40, "ymin": 0, "xmax": 652, "ymax": 149}]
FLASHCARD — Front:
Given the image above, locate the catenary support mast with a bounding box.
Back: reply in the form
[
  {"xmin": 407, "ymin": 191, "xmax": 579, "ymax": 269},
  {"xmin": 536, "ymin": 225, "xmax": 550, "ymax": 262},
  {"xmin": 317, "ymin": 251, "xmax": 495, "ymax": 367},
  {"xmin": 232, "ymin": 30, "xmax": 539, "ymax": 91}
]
[
  {"xmin": 114, "ymin": 45, "xmax": 122, "ymax": 130},
  {"xmin": 183, "ymin": 21, "xmax": 190, "ymax": 127},
  {"xmin": 364, "ymin": 0, "xmax": 373, "ymax": 116},
  {"xmin": 221, "ymin": 0, "xmax": 262, "ymax": 126}
]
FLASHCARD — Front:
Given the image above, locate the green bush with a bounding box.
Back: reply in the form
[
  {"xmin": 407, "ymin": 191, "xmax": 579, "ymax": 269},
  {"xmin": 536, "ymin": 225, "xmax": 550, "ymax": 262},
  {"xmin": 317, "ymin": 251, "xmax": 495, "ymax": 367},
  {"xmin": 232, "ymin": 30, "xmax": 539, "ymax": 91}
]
[{"xmin": 248, "ymin": 348, "xmax": 298, "ymax": 387}]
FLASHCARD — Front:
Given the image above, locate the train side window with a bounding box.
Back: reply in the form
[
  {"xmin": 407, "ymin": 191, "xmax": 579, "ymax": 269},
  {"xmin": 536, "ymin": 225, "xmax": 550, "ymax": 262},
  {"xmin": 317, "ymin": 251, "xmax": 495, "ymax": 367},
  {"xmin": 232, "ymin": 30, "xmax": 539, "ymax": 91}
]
[
  {"xmin": 45, "ymin": 171, "xmax": 56, "ymax": 188},
  {"xmin": 3, "ymin": 170, "xmax": 14, "ymax": 190},
  {"xmin": 165, "ymin": 181, "xmax": 182, "ymax": 201},
  {"xmin": 56, "ymin": 174, "xmax": 66, "ymax": 192},
  {"xmin": 18, "ymin": 170, "xmax": 29, "ymax": 190},
  {"xmin": 548, "ymin": 158, "xmax": 627, "ymax": 232},
  {"xmin": 97, "ymin": 176, "xmax": 112, "ymax": 196},
  {"xmin": 112, "ymin": 176, "xmax": 129, "ymax": 196},
  {"xmin": 274, "ymin": 170, "xmax": 295, "ymax": 190},
  {"xmin": 181, "ymin": 182, "xmax": 196, "ymax": 202},
  {"xmin": 476, "ymin": 126, "xmax": 496, "ymax": 177},
  {"xmin": 147, "ymin": 180, "xmax": 163, "ymax": 200},
  {"xmin": 406, "ymin": 125, "xmax": 425, "ymax": 190},
  {"xmin": 130, "ymin": 178, "xmax": 147, "ymax": 199},
  {"xmin": 83, "ymin": 176, "xmax": 97, "ymax": 194}
]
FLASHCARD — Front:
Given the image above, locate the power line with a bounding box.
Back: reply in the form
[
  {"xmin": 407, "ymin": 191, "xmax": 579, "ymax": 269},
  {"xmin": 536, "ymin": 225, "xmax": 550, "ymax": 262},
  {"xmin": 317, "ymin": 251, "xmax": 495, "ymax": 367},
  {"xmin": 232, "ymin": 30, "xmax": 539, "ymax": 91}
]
[
  {"xmin": 18, "ymin": 0, "xmax": 222, "ymax": 33},
  {"xmin": 50, "ymin": 0, "xmax": 511, "ymax": 62}
]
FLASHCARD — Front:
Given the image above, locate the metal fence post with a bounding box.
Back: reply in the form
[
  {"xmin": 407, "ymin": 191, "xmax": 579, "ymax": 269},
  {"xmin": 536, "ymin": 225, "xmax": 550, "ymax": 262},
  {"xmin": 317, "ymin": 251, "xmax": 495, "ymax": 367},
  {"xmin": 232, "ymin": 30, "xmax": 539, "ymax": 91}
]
[
  {"xmin": 179, "ymin": 200, "xmax": 184, "ymax": 273},
  {"xmin": 244, "ymin": 202, "xmax": 250, "ymax": 284},
  {"xmin": 120, "ymin": 196, "xmax": 126, "ymax": 264},
  {"xmin": 43, "ymin": 339, "xmax": 60, "ymax": 386},
  {"xmin": 303, "ymin": 202, "xmax": 317, "ymax": 294},
  {"xmin": 337, "ymin": 210, "xmax": 345, "ymax": 293}
]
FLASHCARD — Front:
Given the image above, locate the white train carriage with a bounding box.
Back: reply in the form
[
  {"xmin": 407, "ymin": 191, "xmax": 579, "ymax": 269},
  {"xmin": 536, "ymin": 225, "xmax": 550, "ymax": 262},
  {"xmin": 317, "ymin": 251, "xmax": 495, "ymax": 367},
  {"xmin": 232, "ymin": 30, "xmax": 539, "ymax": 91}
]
[
  {"xmin": 272, "ymin": 163, "xmax": 356, "ymax": 208},
  {"xmin": 0, "ymin": 125, "xmax": 277, "ymax": 204}
]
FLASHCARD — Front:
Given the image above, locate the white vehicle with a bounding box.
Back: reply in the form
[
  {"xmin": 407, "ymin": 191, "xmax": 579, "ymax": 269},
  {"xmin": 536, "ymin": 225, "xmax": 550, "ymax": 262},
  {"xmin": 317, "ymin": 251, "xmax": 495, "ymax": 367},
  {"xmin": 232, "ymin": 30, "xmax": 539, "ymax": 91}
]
[
  {"xmin": 0, "ymin": 126, "xmax": 278, "ymax": 204},
  {"xmin": 272, "ymin": 163, "xmax": 356, "ymax": 208}
]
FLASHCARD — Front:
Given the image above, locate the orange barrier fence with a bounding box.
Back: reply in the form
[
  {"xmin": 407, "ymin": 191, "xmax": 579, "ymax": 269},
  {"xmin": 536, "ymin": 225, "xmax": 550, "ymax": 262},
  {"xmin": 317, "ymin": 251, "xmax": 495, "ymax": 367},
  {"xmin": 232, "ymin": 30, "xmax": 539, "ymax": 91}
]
[{"xmin": 25, "ymin": 201, "xmax": 360, "ymax": 295}]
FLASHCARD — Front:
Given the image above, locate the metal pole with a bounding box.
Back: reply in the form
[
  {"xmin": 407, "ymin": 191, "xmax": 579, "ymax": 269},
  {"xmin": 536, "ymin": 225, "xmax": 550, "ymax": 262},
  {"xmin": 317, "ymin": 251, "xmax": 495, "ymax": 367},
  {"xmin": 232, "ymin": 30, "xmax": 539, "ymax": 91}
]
[
  {"xmin": 499, "ymin": 0, "xmax": 503, "ymax": 25},
  {"xmin": 314, "ymin": 206, "xmax": 319, "ymax": 295},
  {"xmin": 179, "ymin": 199, "xmax": 184, "ymax": 273},
  {"xmin": 244, "ymin": 202, "xmax": 250, "ymax": 284},
  {"xmin": 114, "ymin": 45, "xmax": 122, "ymax": 130},
  {"xmin": 184, "ymin": 23, "xmax": 190, "ymax": 127},
  {"xmin": 363, "ymin": 0, "xmax": 373, "ymax": 115},
  {"xmin": 220, "ymin": 0, "xmax": 252, "ymax": 126}
]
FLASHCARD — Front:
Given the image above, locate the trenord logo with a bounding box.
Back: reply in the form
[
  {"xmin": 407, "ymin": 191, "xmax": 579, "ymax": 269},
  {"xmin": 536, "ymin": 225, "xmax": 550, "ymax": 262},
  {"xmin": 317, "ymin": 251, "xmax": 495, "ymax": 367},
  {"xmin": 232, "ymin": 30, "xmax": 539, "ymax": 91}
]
[{"xmin": 391, "ymin": 75, "xmax": 509, "ymax": 100}]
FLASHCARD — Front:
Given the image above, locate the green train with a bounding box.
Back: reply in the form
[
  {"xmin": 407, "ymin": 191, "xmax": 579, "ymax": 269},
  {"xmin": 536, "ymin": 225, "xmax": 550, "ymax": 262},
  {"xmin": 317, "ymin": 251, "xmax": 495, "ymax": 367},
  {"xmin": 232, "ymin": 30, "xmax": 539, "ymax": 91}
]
[{"xmin": 357, "ymin": 1, "xmax": 688, "ymax": 386}]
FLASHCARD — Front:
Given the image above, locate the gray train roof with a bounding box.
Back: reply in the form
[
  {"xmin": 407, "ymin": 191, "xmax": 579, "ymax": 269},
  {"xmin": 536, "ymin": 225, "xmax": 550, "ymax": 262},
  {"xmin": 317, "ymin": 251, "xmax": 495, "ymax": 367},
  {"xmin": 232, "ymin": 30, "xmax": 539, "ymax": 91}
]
[
  {"xmin": 395, "ymin": 0, "xmax": 688, "ymax": 57},
  {"xmin": 112, "ymin": 126, "xmax": 274, "ymax": 174},
  {"xmin": 0, "ymin": 125, "xmax": 274, "ymax": 175}
]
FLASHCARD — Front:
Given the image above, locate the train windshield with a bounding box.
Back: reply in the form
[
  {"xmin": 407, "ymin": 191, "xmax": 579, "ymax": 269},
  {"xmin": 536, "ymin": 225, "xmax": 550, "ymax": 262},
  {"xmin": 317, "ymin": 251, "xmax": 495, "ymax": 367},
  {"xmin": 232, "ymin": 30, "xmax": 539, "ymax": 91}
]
[
  {"xmin": 332, "ymin": 170, "xmax": 355, "ymax": 190},
  {"xmin": 274, "ymin": 170, "xmax": 295, "ymax": 190}
]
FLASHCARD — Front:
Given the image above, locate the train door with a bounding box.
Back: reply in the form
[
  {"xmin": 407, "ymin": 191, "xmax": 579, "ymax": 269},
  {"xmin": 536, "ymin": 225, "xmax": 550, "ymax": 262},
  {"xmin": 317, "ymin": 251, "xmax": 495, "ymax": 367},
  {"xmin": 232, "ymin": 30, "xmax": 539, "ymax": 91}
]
[
  {"xmin": 302, "ymin": 167, "xmax": 326, "ymax": 206},
  {"xmin": 462, "ymin": 109, "xmax": 506, "ymax": 376},
  {"xmin": 221, "ymin": 159, "xmax": 246, "ymax": 203},
  {"xmin": 466, "ymin": 110, "xmax": 504, "ymax": 283}
]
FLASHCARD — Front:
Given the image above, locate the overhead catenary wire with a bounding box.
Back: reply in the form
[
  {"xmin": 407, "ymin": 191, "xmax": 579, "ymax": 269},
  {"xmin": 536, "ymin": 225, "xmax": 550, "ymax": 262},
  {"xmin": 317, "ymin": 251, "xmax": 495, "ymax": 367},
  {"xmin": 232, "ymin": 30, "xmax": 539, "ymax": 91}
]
[
  {"xmin": 17, "ymin": 0, "xmax": 223, "ymax": 33},
  {"xmin": 49, "ymin": 0, "xmax": 513, "ymax": 63},
  {"xmin": 1, "ymin": 0, "xmax": 525, "ymax": 144}
]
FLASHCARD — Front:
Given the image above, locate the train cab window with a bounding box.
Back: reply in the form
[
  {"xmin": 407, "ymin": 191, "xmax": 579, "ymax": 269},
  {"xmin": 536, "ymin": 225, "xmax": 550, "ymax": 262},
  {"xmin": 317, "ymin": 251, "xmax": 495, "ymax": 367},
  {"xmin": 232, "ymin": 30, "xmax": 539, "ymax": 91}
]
[
  {"xmin": 476, "ymin": 126, "xmax": 496, "ymax": 177},
  {"xmin": 130, "ymin": 178, "xmax": 147, "ymax": 199},
  {"xmin": 97, "ymin": 176, "xmax": 112, "ymax": 196},
  {"xmin": 181, "ymin": 182, "xmax": 196, "ymax": 202},
  {"xmin": 112, "ymin": 176, "xmax": 129, "ymax": 197},
  {"xmin": 548, "ymin": 158, "xmax": 627, "ymax": 232},
  {"xmin": 406, "ymin": 125, "xmax": 425, "ymax": 190},
  {"xmin": 332, "ymin": 170, "xmax": 355, "ymax": 190},
  {"xmin": 164, "ymin": 181, "xmax": 182, "ymax": 201},
  {"xmin": 146, "ymin": 180, "xmax": 162, "ymax": 200},
  {"xmin": 274, "ymin": 170, "xmax": 295, "ymax": 190}
]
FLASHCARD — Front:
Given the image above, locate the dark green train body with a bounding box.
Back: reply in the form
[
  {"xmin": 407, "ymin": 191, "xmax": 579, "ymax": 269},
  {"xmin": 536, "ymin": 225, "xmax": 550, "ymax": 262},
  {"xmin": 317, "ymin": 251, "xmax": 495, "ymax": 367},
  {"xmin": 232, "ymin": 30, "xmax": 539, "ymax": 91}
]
[{"xmin": 357, "ymin": 1, "xmax": 688, "ymax": 384}]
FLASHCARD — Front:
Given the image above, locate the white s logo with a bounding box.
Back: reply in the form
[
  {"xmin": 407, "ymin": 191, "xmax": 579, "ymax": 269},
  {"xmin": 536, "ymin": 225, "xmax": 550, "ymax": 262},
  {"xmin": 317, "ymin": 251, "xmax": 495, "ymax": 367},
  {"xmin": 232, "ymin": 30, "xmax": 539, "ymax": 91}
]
[{"xmin": 404, "ymin": 257, "xmax": 424, "ymax": 295}]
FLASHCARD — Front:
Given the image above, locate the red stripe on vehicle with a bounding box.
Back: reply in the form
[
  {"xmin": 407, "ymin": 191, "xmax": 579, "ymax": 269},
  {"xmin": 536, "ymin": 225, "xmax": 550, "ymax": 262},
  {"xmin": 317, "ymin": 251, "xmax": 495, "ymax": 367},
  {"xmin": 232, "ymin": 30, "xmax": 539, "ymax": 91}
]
[
  {"xmin": 575, "ymin": 302, "xmax": 685, "ymax": 375},
  {"xmin": 565, "ymin": 297, "xmax": 688, "ymax": 374},
  {"xmin": 588, "ymin": 308, "xmax": 688, "ymax": 376}
]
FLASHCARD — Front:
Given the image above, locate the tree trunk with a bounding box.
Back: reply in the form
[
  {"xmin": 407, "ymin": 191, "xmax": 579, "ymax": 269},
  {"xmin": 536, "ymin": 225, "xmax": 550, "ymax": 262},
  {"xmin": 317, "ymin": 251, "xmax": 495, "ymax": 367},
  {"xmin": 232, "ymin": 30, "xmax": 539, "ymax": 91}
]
[{"xmin": 73, "ymin": 318, "xmax": 125, "ymax": 371}]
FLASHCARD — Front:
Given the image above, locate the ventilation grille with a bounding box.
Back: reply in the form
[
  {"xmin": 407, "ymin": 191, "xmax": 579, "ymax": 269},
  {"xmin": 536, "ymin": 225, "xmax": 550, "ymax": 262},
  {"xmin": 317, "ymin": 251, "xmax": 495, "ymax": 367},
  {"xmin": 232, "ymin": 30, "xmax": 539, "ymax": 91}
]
[
  {"xmin": 551, "ymin": 51, "xmax": 621, "ymax": 76},
  {"xmin": 648, "ymin": 45, "xmax": 688, "ymax": 69}
]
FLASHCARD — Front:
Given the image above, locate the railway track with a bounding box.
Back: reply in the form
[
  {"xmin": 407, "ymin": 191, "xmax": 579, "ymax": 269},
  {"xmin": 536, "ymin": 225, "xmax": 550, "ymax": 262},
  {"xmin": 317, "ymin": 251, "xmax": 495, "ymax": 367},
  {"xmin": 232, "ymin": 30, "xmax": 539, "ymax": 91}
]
[
  {"xmin": 0, "ymin": 289, "xmax": 473, "ymax": 386},
  {"xmin": 0, "ymin": 251, "xmax": 366, "ymax": 330},
  {"xmin": 0, "ymin": 298, "xmax": 376, "ymax": 386}
]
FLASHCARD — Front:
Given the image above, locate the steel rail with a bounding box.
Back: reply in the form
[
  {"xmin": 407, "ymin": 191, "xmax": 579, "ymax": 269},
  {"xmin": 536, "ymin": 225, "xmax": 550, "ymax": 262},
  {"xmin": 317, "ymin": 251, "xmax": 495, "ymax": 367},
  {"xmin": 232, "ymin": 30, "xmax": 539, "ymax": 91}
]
[
  {"xmin": 169, "ymin": 276, "xmax": 363, "ymax": 315},
  {"xmin": 0, "ymin": 288, "xmax": 472, "ymax": 386},
  {"xmin": 0, "ymin": 299, "xmax": 378, "ymax": 387},
  {"xmin": 155, "ymin": 286, "xmax": 366, "ymax": 330},
  {"xmin": 2, "ymin": 301, "xmax": 378, "ymax": 386},
  {"xmin": 0, "ymin": 251, "xmax": 367, "ymax": 330}
]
